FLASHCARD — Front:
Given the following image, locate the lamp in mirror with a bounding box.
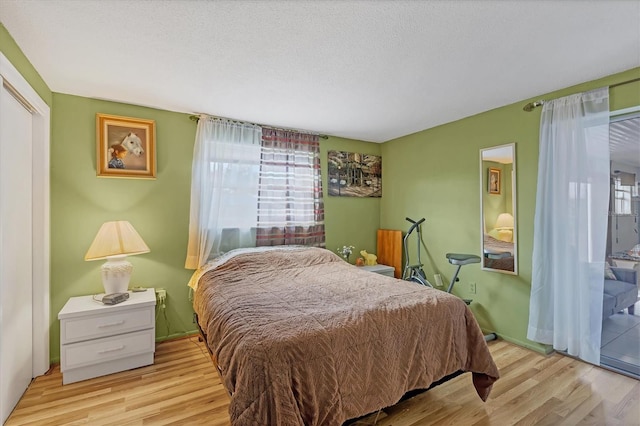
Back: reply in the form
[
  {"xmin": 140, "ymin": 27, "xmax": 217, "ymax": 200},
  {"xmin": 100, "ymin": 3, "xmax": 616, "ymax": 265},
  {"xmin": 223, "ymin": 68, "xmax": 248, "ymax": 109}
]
[
  {"xmin": 84, "ymin": 221, "xmax": 150, "ymax": 294},
  {"xmin": 494, "ymin": 213, "xmax": 514, "ymax": 242}
]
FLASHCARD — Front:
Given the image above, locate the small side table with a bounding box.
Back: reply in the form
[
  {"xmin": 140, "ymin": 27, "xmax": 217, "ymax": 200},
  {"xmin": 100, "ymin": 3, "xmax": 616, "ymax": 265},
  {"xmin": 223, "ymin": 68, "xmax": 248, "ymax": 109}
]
[
  {"xmin": 58, "ymin": 289, "xmax": 156, "ymax": 384},
  {"xmin": 360, "ymin": 264, "xmax": 395, "ymax": 277}
]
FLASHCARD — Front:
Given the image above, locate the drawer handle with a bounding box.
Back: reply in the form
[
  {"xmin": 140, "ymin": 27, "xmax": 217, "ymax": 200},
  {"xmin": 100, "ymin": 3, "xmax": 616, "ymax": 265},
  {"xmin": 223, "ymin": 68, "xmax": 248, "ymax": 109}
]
[
  {"xmin": 97, "ymin": 320, "xmax": 125, "ymax": 328},
  {"xmin": 97, "ymin": 345, "xmax": 125, "ymax": 354}
]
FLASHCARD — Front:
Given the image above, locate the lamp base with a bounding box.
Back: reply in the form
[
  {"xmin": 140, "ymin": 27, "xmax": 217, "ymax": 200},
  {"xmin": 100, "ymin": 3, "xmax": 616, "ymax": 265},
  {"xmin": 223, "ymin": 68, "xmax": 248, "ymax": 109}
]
[
  {"xmin": 101, "ymin": 255, "xmax": 132, "ymax": 294},
  {"xmin": 496, "ymin": 229, "xmax": 513, "ymax": 243}
]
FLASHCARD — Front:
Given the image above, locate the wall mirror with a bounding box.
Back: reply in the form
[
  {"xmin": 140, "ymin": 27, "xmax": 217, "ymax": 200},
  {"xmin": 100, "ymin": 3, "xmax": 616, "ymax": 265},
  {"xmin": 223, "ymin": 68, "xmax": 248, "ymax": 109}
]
[{"xmin": 480, "ymin": 143, "xmax": 518, "ymax": 275}]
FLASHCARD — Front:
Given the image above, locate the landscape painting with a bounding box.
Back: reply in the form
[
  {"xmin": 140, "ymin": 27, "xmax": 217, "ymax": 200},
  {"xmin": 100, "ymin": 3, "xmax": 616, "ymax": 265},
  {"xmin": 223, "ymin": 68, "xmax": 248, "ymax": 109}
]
[{"xmin": 327, "ymin": 150, "xmax": 382, "ymax": 197}]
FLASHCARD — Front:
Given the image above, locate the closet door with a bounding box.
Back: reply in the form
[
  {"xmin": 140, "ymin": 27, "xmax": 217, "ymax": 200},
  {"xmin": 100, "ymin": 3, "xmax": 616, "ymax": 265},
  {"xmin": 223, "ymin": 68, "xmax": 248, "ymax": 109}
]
[{"xmin": 0, "ymin": 81, "xmax": 34, "ymax": 423}]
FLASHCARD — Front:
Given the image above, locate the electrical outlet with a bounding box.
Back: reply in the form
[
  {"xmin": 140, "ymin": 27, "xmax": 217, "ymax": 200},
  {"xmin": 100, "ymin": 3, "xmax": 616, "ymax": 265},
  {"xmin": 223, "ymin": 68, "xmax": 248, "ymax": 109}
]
[
  {"xmin": 156, "ymin": 288, "xmax": 167, "ymax": 305},
  {"xmin": 469, "ymin": 282, "xmax": 476, "ymax": 294},
  {"xmin": 434, "ymin": 274, "xmax": 444, "ymax": 287}
]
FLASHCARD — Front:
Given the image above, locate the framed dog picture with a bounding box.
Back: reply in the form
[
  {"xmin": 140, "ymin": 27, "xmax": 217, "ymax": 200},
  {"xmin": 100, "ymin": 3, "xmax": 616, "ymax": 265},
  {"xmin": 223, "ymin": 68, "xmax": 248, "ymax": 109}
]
[
  {"xmin": 96, "ymin": 114, "xmax": 156, "ymax": 179},
  {"xmin": 488, "ymin": 167, "xmax": 501, "ymax": 194}
]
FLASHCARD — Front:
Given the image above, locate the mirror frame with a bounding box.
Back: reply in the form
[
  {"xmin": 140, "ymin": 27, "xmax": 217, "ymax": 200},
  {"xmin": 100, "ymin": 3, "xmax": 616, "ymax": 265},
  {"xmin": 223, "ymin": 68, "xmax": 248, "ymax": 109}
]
[{"xmin": 479, "ymin": 142, "xmax": 518, "ymax": 275}]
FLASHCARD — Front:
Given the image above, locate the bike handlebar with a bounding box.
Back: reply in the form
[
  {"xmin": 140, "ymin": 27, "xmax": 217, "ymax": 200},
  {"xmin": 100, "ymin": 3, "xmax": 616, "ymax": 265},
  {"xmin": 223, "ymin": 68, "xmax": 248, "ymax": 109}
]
[
  {"xmin": 405, "ymin": 217, "xmax": 425, "ymax": 235},
  {"xmin": 405, "ymin": 217, "xmax": 425, "ymax": 225}
]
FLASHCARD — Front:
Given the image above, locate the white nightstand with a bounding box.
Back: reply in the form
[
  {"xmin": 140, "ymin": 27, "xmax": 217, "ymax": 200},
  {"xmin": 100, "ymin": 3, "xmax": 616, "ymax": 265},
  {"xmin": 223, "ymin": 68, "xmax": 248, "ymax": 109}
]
[
  {"xmin": 58, "ymin": 289, "xmax": 156, "ymax": 384},
  {"xmin": 360, "ymin": 264, "xmax": 395, "ymax": 277}
]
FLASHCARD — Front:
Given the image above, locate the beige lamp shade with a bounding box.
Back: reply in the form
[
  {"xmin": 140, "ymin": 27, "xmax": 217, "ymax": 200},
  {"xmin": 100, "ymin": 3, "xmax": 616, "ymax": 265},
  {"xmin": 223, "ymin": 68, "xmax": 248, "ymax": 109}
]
[
  {"xmin": 85, "ymin": 221, "xmax": 150, "ymax": 294},
  {"xmin": 85, "ymin": 221, "xmax": 150, "ymax": 261},
  {"xmin": 494, "ymin": 213, "xmax": 514, "ymax": 230}
]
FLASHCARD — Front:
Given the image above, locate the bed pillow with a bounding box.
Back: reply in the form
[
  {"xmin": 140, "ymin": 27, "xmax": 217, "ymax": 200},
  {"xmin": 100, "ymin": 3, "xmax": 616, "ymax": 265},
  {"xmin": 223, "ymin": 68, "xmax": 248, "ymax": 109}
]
[
  {"xmin": 187, "ymin": 245, "xmax": 308, "ymax": 290},
  {"xmin": 604, "ymin": 262, "xmax": 617, "ymax": 280}
]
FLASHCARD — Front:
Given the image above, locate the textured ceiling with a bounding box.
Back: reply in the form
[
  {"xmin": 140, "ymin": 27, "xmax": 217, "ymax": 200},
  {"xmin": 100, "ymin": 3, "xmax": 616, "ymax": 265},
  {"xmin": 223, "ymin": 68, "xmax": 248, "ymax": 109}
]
[{"xmin": 1, "ymin": 0, "xmax": 639, "ymax": 142}]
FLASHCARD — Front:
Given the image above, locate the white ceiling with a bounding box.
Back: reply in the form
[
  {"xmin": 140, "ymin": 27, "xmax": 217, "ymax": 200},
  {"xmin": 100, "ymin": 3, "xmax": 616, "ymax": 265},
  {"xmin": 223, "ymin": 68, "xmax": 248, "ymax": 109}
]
[
  {"xmin": 482, "ymin": 146, "xmax": 513, "ymax": 164},
  {"xmin": 1, "ymin": 1, "xmax": 639, "ymax": 142}
]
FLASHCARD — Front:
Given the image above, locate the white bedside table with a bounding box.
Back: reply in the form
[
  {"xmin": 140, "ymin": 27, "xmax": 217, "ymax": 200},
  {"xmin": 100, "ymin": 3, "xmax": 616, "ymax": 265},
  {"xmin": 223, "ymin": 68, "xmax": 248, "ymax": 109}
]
[
  {"xmin": 58, "ymin": 289, "xmax": 156, "ymax": 384},
  {"xmin": 360, "ymin": 264, "xmax": 395, "ymax": 277}
]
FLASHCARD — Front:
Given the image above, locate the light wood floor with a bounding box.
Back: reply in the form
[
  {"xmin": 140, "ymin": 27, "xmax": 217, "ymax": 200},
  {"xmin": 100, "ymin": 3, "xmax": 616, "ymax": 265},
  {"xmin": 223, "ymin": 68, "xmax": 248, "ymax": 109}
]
[{"xmin": 6, "ymin": 336, "xmax": 639, "ymax": 425}]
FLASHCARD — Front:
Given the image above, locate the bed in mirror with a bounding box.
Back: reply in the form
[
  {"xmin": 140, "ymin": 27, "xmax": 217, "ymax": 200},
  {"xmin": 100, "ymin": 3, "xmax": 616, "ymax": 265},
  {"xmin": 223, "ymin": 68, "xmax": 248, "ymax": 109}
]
[{"xmin": 480, "ymin": 143, "xmax": 517, "ymax": 275}]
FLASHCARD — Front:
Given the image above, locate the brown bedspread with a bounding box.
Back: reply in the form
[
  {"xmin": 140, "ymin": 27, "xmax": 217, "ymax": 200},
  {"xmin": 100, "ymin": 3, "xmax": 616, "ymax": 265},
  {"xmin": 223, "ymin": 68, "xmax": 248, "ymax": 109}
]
[
  {"xmin": 194, "ymin": 247, "xmax": 499, "ymax": 425},
  {"xmin": 483, "ymin": 234, "xmax": 515, "ymax": 271}
]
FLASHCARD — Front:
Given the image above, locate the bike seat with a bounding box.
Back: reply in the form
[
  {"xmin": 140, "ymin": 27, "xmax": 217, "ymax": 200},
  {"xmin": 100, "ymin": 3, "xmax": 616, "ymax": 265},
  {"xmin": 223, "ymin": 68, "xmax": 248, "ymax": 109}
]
[{"xmin": 446, "ymin": 253, "xmax": 481, "ymax": 266}]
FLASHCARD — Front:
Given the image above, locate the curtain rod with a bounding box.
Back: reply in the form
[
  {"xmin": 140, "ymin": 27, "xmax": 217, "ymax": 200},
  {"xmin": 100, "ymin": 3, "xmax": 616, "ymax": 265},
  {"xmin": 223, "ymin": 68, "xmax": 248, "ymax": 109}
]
[
  {"xmin": 188, "ymin": 114, "xmax": 329, "ymax": 139},
  {"xmin": 522, "ymin": 76, "xmax": 640, "ymax": 112}
]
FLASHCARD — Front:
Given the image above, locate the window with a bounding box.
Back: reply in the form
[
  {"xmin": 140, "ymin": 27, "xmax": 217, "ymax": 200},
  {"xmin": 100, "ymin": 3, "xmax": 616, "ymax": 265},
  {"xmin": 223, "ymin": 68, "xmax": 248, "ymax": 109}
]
[
  {"xmin": 210, "ymin": 141, "xmax": 261, "ymax": 230},
  {"xmin": 613, "ymin": 177, "xmax": 633, "ymax": 215},
  {"xmin": 185, "ymin": 119, "xmax": 262, "ymax": 269},
  {"xmin": 186, "ymin": 119, "xmax": 325, "ymax": 269},
  {"xmin": 609, "ymin": 113, "xmax": 639, "ymax": 216},
  {"xmin": 256, "ymin": 128, "xmax": 325, "ymax": 247}
]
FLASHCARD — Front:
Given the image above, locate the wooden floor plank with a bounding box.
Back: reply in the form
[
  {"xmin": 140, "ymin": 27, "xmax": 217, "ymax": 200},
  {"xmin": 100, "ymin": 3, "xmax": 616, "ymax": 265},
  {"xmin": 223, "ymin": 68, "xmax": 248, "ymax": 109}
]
[
  {"xmin": 512, "ymin": 397, "xmax": 562, "ymax": 426},
  {"xmin": 616, "ymin": 382, "xmax": 640, "ymax": 424},
  {"xmin": 5, "ymin": 336, "xmax": 639, "ymax": 425}
]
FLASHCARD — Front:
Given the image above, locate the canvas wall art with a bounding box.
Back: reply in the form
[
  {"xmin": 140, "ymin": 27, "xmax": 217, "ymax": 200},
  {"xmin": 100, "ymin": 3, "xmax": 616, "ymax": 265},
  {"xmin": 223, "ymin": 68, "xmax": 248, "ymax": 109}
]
[{"xmin": 328, "ymin": 150, "xmax": 382, "ymax": 197}]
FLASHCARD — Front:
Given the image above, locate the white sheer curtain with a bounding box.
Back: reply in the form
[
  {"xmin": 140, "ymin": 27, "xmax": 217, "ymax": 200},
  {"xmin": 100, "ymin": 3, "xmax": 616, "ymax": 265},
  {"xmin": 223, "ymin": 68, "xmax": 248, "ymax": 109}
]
[
  {"xmin": 185, "ymin": 117, "xmax": 262, "ymax": 269},
  {"xmin": 528, "ymin": 87, "xmax": 610, "ymax": 365}
]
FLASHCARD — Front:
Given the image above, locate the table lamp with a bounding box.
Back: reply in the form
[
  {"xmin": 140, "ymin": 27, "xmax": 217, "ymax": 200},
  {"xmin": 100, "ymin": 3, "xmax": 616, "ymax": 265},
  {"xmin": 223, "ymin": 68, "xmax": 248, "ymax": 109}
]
[
  {"xmin": 494, "ymin": 213, "xmax": 514, "ymax": 242},
  {"xmin": 84, "ymin": 221, "xmax": 150, "ymax": 294}
]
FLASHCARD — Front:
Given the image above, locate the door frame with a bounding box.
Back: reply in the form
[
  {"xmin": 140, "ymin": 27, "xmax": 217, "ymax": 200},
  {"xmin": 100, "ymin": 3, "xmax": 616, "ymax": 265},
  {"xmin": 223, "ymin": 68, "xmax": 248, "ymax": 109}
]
[{"xmin": 0, "ymin": 52, "xmax": 50, "ymax": 377}]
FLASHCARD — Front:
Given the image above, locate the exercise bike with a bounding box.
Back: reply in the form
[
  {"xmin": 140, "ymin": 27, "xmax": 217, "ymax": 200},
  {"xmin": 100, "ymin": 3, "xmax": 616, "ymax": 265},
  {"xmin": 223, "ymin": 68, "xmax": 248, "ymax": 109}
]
[
  {"xmin": 402, "ymin": 217, "xmax": 431, "ymax": 286},
  {"xmin": 402, "ymin": 216, "xmax": 480, "ymax": 297},
  {"xmin": 402, "ymin": 217, "xmax": 496, "ymax": 341}
]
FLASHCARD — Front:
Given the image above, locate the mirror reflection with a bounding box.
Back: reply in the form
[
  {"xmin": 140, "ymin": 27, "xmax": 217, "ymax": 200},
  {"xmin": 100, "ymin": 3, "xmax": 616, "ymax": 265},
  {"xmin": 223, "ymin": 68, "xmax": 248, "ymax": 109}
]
[{"xmin": 480, "ymin": 143, "xmax": 517, "ymax": 274}]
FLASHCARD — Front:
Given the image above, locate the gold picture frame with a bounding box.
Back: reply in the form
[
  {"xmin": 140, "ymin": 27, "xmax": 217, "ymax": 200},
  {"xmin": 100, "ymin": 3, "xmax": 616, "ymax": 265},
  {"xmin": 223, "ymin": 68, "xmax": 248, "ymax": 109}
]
[
  {"xmin": 488, "ymin": 168, "xmax": 501, "ymax": 194},
  {"xmin": 96, "ymin": 114, "xmax": 156, "ymax": 179}
]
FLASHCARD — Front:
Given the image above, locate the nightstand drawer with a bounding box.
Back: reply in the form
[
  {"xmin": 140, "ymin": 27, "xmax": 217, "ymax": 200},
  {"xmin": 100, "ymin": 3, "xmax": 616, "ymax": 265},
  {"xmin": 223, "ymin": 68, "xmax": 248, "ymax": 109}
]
[
  {"xmin": 62, "ymin": 306, "xmax": 154, "ymax": 343},
  {"xmin": 61, "ymin": 328, "xmax": 155, "ymax": 370}
]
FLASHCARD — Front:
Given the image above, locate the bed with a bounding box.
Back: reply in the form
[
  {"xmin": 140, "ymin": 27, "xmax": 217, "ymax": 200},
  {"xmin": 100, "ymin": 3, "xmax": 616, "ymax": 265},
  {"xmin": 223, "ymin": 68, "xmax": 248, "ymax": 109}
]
[
  {"xmin": 483, "ymin": 234, "xmax": 515, "ymax": 271},
  {"xmin": 191, "ymin": 246, "xmax": 499, "ymax": 425}
]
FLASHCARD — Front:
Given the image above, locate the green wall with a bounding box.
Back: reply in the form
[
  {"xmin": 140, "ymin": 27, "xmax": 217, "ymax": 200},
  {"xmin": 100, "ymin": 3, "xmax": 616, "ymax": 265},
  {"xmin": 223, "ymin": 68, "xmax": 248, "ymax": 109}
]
[
  {"xmin": 50, "ymin": 94, "xmax": 197, "ymax": 361},
  {"xmin": 49, "ymin": 95, "xmax": 380, "ymax": 361},
  {"xmin": 321, "ymin": 138, "xmax": 381, "ymax": 259},
  {"xmin": 0, "ymin": 23, "xmax": 52, "ymax": 106},
  {"xmin": 380, "ymin": 67, "xmax": 640, "ymax": 353}
]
